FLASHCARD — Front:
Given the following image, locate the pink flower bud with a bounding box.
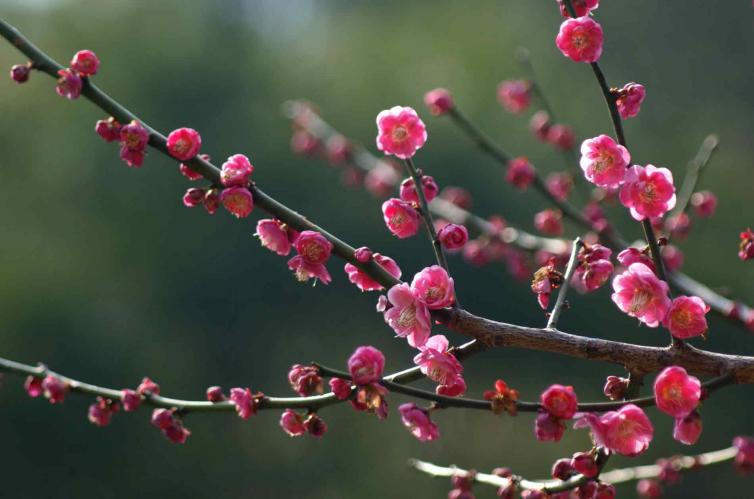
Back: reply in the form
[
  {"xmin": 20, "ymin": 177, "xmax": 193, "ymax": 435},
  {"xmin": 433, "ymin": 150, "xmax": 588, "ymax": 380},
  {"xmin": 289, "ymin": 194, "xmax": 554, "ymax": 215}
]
[
  {"xmin": 121, "ymin": 389, "xmax": 141, "ymax": 412},
  {"xmin": 574, "ymin": 404, "xmax": 653, "ymax": 456},
  {"xmin": 733, "ymin": 436, "xmax": 754, "ymax": 471},
  {"xmin": 137, "ymin": 377, "xmax": 160, "ymax": 396},
  {"xmin": 545, "ymin": 172, "xmax": 573, "ymax": 201},
  {"xmin": 119, "ymin": 120, "xmax": 149, "ymax": 166},
  {"xmin": 436, "ymin": 376, "xmax": 467, "ymax": 397},
  {"xmin": 663, "ymin": 244, "xmax": 684, "ymax": 272},
  {"xmin": 182, "ymin": 187, "xmax": 206, "ymax": 208},
  {"xmin": 348, "ymin": 346, "xmax": 385, "ymax": 385},
  {"xmin": 70, "ymin": 49, "xmax": 100, "ymax": 76},
  {"xmin": 534, "ymin": 209, "xmax": 564, "ymax": 236},
  {"xmin": 329, "ymin": 378, "xmax": 352, "ymax": 400},
  {"xmin": 400, "ymin": 175, "xmax": 439, "ymax": 204},
  {"xmin": 303, "ymin": 413, "xmax": 328, "ymax": 437},
  {"xmin": 399, "ymin": 403, "xmax": 439, "ymax": 441},
  {"xmin": 290, "ymin": 130, "xmax": 320, "ymax": 156},
  {"xmin": 345, "ymin": 253, "xmax": 401, "ymax": 292},
  {"xmin": 615, "ymin": 82, "xmax": 646, "ymax": 120},
  {"xmin": 206, "ymin": 386, "xmax": 225, "ymax": 402},
  {"xmin": 603, "ymin": 375, "xmax": 628, "ymax": 401},
  {"xmin": 673, "ymin": 411, "xmax": 702, "ymax": 445},
  {"xmin": 55, "ymin": 68, "xmax": 82, "ymax": 99},
  {"xmin": 24, "ymin": 376, "xmax": 43, "ymax": 397},
  {"xmin": 547, "ymin": 124, "xmax": 576, "ymax": 150},
  {"xmin": 595, "ymin": 483, "xmax": 616, "ymax": 499},
  {"xmin": 413, "ymin": 334, "xmax": 464, "ymax": 389},
  {"xmin": 119, "ymin": 146, "xmax": 145, "ymax": 167},
  {"xmin": 10, "ymin": 63, "xmax": 30, "ymax": 83},
  {"xmin": 220, "ymin": 153, "xmax": 253, "ymax": 187},
  {"xmin": 438, "ymin": 223, "xmax": 469, "ymax": 250},
  {"xmin": 280, "ymin": 409, "xmax": 306, "ymax": 436},
  {"xmin": 220, "ymin": 187, "xmax": 254, "ymax": 218},
  {"xmin": 636, "ymin": 479, "xmax": 662, "ymax": 498},
  {"xmin": 255, "ymin": 219, "xmax": 292, "ymax": 256},
  {"xmin": 534, "ymin": 411, "xmax": 565, "ymax": 442},
  {"xmin": 179, "ymin": 159, "xmax": 204, "ymax": 180},
  {"xmin": 497, "ymin": 80, "xmax": 531, "ymax": 114},
  {"xmin": 740, "ymin": 228, "xmax": 754, "ymax": 261},
  {"xmin": 506, "ymin": 157, "xmax": 536, "ymax": 190},
  {"xmin": 382, "ymin": 198, "xmax": 421, "ymax": 239},
  {"xmin": 166, "ymin": 127, "xmax": 202, "ymax": 161},
  {"xmin": 551, "ymin": 458, "xmax": 574, "ymax": 480},
  {"xmin": 611, "ymin": 263, "xmax": 671, "ymax": 327},
  {"xmin": 325, "ymin": 134, "xmax": 351, "ymax": 165},
  {"xmin": 354, "ymin": 246, "xmax": 373, "ymax": 262},
  {"xmin": 411, "ymin": 265, "xmax": 455, "ymax": 310},
  {"xmin": 424, "ymin": 88, "xmax": 454, "ymax": 116},
  {"xmin": 653, "ymin": 366, "xmax": 701, "ymax": 419},
  {"xmin": 496, "ymin": 482, "xmax": 517, "ymax": 499},
  {"xmin": 230, "ymin": 387, "xmax": 258, "ymax": 420},
  {"xmin": 42, "ymin": 374, "xmax": 68, "ymax": 404},
  {"xmin": 619, "ymin": 165, "xmax": 676, "ymax": 221},
  {"xmin": 579, "ymin": 135, "xmax": 631, "ymax": 189},
  {"xmin": 571, "ymin": 452, "xmax": 598, "ymax": 478},
  {"xmin": 288, "ymin": 364, "xmax": 324, "ymax": 396},
  {"xmin": 151, "ymin": 408, "xmax": 174, "ymax": 429},
  {"xmin": 376, "ymin": 106, "xmax": 428, "ymax": 159},
  {"xmin": 558, "ymin": 0, "xmax": 599, "ymax": 17},
  {"xmin": 665, "ymin": 212, "xmax": 692, "ymax": 241},
  {"xmin": 95, "ymin": 117, "xmax": 121, "ymax": 142},
  {"xmin": 162, "ymin": 420, "xmax": 190, "ymax": 444},
  {"xmin": 662, "ymin": 295, "xmax": 709, "ymax": 339},
  {"xmin": 364, "ymin": 161, "xmax": 400, "ymax": 198},
  {"xmin": 384, "ymin": 283, "xmax": 432, "ymax": 348},
  {"xmin": 530, "ymin": 111, "xmax": 551, "ymax": 142},
  {"xmin": 691, "ymin": 190, "xmax": 717, "ymax": 218},
  {"xmin": 555, "ymin": 17, "xmax": 604, "ymax": 63},
  {"xmin": 88, "ymin": 397, "xmax": 116, "ymax": 427},
  {"xmin": 440, "ymin": 186, "xmax": 473, "ymax": 209},
  {"xmin": 204, "ymin": 188, "xmax": 220, "ymax": 215},
  {"xmin": 540, "ymin": 384, "xmax": 578, "ymax": 420}
]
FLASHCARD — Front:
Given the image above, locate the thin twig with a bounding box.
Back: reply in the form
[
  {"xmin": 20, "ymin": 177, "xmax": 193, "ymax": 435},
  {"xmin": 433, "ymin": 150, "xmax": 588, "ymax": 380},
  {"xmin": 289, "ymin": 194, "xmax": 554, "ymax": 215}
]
[
  {"xmin": 671, "ymin": 134, "xmax": 720, "ymax": 222},
  {"xmin": 546, "ymin": 238, "xmax": 584, "ymax": 329}
]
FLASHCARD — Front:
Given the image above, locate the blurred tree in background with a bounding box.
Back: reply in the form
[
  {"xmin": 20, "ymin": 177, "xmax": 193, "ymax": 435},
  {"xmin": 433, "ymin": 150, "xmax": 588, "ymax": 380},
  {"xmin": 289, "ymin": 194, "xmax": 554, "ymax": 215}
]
[{"xmin": 0, "ymin": 1, "xmax": 752, "ymax": 497}]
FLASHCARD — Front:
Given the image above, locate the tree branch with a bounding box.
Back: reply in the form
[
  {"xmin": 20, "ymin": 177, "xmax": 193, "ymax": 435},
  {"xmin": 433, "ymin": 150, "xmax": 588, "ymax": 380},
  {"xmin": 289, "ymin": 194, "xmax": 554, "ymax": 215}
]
[{"xmin": 546, "ymin": 238, "xmax": 584, "ymax": 329}]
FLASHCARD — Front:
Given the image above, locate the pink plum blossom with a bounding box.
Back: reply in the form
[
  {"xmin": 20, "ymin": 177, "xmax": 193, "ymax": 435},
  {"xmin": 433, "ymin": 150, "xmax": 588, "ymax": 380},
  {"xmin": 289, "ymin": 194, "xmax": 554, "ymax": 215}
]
[
  {"xmin": 204, "ymin": 188, "xmax": 219, "ymax": 215},
  {"xmin": 88, "ymin": 397, "xmax": 117, "ymax": 427},
  {"xmin": 399, "ymin": 403, "xmax": 439, "ymax": 441},
  {"xmin": 137, "ymin": 377, "xmax": 160, "ymax": 395},
  {"xmin": 303, "ymin": 413, "xmax": 328, "ymax": 437},
  {"xmin": 673, "ymin": 411, "xmax": 702, "ymax": 445},
  {"xmin": 280, "ymin": 409, "xmax": 306, "ymax": 436},
  {"xmin": 24, "ymin": 376, "xmax": 43, "ymax": 398},
  {"xmin": 534, "ymin": 209, "xmax": 564, "ymax": 236},
  {"xmin": 55, "ymin": 68, "xmax": 82, "ymax": 99},
  {"xmin": 439, "ymin": 186, "xmax": 472, "ymax": 209},
  {"xmin": 653, "ymin": 366, "xmax": 701, "ymax": 419},
  {"xmin": 383, "ymin": 283, "xmax": 432, "ymax": 348},
  {"xmin": 182, "ymin": 187, "xmax": 205, "ymax": 208},
  {"xmin": 410, "ymin": 265, "xmax": 455, "ymax": 309},
  {"xmin": 733, "ymin": 436, "xmax": 754, "ymax": 471},
  {"xmin": 573, "ymin": 243, "xmax": 614, "ymax": 293},
  {"xmin": 95, "ymin": 117, "xmax": 121, "ymax": 142},
  {"xmin": 413, "ymin": 334, "xmax": 464, "ymax": 391},
  {"xmin": 206, "ymin": 386, "xmax": 225, "ymax": 402},
  {"xmin": 166, "ymin": 127, "xmax": 202, "ymax": 161},
  {"xmin": 348, "ymin": 345, "xmax": 385, "ymax": 386},
  {"xmin": 329, "ymin": 378, "xmax": 352, "ymax": 400},
  {"xmin": 497, "ymin": 80, "xmax": 531, "ymax": 113},
  {"xmin": 119, "ymin": 120, "xmax": 149, "ymax": 167},
  {"xmin": 555, "ymin": 17, "xmax": 604, "ymax": 63},
  {"xmin": 325, "ymin": 135, "xmax": 351, "ymax": 165},
  {"xmin": 354, "ymin": 246, "xmax": 373, "ymax": 262},
  {"xmin": 10, "ymin": 64, "xmax": 30, "ymax": 83},
  {"xmin": 506, "ymin": 157, "xmax": 536, "ymax": 189},
  {"xmin": 691, "ymin": 191, "xmax": 717, "ymax": 218},
  {"xmin": 571, "ymin": 452, "xmax": 598, "ymax": 478},
  {"xmin": 535, "ymin": 411, "xmax": 566, "ymax": 442},
  {"xmin": 530, "ymin": 111, "xmax": 551, "ymax": 142},
  {"xmin": 438, "ymin": 223, "xmax": 469, "ymax": 250},
  {"xmin": 545, "ymin": 171, "xmax": 573, "ymax": 201},
  {"xmin": 288, "ymin": 364, "xmax": 324, "ymax": 396},
  {"xmin": 740, "ymin": 228, "xmax": 754, "ymax": 261},
  {"xmin": 220, "ymin": 187, "xmax": 254, "ymax": 218},
  {"xmin": 121, "ymin": 389, "xmax": 141, "ymax": 411},
  {"xmin": 220, "ymin": 153, "xmax": 253, "ymax": 187},
  {"xmin": 619, "ymin": 165, "xmax": 676, "ymax": 221},
  {"xmin": 615, "ymin": 82, "xmax": 646, "ymax": 120},
  {"xmin": 611, "ymin": 262, "xmax": 671, "ymax": 327},
  {"xmin": 375, "ymin": 106, "xmax": 428, "ymax": 159},
  {"xmin": 399, "ymin": 175, "xmax": 439, "ymax": 204},
  {"xmin": 364, "ymin": 161, "xmax": 400, "ymax": 198},
  {"xmin": 230, "ymin": 387, "xmax": 258, "ymax": 420},
  {"xmin": 424, "ymin": 88, "xmax": 454, "ymax": 116},
  {"xmin": 382, "ymin": 198, "xmax": 420, "ymax": 238},
  {"xmin": 288, "ymin": 230, "xmax": 333, "ymax": 284},
  {"xmin": 547, "ymin": 124, "xmax": 575, "ymax": 150},
  {"xmin": 344, "ymin": 253, "xmax": 401, "ymax": 292},
  {"xmin": 70, "ymin": 49, "xmax": 100, "ymax": 76},
  {"xmin": 540, "ymin": 384, "xmax": 578, "ymax": 420},
  {"xmin": 558, "ymin": 0, "xmax": 599, "ymax": 17},
  {"xmin": 574, "ymin": 404, "xmax": 654, "ymax": 456},
  {"xmin": 579, "ymin": 135, "xmax": 631, "ymax": 188},
  {"xmin": 662, "ymin": 295, "xmax": 709, "ymax": 339},
  {"xmin": 42, "ymin": 375, "xmax": 68, "ymax": 404},
  {"xmin": 255, "ymin": 219, "xmax": 292, "ymax": 256}
]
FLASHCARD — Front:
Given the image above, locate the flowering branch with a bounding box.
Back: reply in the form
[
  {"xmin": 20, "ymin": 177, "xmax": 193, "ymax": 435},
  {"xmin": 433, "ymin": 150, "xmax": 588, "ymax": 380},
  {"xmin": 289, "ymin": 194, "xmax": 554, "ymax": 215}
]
[{"xmin": 546, "ymin": 238, "xmax": 584, "ymax": 329}]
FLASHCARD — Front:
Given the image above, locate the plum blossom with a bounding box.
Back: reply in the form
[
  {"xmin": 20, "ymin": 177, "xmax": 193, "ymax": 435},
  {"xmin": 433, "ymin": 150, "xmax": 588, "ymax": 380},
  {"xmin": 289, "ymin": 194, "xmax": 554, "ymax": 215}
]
[
  {"xmin": 619, "ymin": 165, "xmax": 676, "ymax": 220},
  {"xmin": 375, "ymin": 106, "xmax": 427, "ymax": 159},
  {"xmin": 615, "ymin": 82, "xmax": 646, "ymax": 120},
  {"xmin": 653, "ymin": 366, "xmax": 701, "ymax": 419},
  {"xmin": 424, "ymin": 88, "xmax": 454, "ymax": 116},
  {"xmin": 438, "ymin": 223, "xmax": 468, "ymax": 250},
  {"xmin": 382, "ymin": 198, "xmax": 420, "ymax": 239},
  {"xmin": 70, "ymin": 49, "xmax": 100, "ymax": 76},
  {"xmin": 662, "ymin": 295, "xmax": 709, "ymax": 339},
  {"xmin": 555, "ymin": 17, "xmax": 604, "ymax": 63},
  {"xmin": 166, "ymin": 127, "xmax": 202, "ymax": 161},
  {"xmin": 579, "ymin": 135, "xmax": 631, "ymax": 188},
  {"xmin": 574, "ymin": 404, "xmax": 654, "ymax": 456},
  {"xmin": 540, "ymin": 384, "xmax": 578, "ymax": 420},
  {"xmin": 399, "ymin": 175, "xmax": 439, "ymax": 204},
  {"xmin": 611, "ymin": 262, "xmax": 671, "ymax": 327},
  {"xmin": 410, "ymin": 265, "xmax": 455, "ymax": 309},
  {"xmin": 497, "ymin": 80, "xmax": 531, "ymax": 113},
  {"xmin": 413, "ymin": 335, "xmax": 464, "ymax": 394},
  {"xmin": 399, "ymin": 403, "xmax": 439, "ymax": 441},
  {"xmin": 383, "ymin": 283, "xmax": 431, "ymax": 347},
  {"xmin": 55, "ymin": 68, "xmax": 82, "ymax": 99},
  {"xmin": 348, "ymin": 345, "xmax": 385, "ymax": 385},
  {"xmin": 506, "ymin": 157, "xmax": 535, "ymax": 190},
  {"xmin": 344, "ymin": 253, "xmax": 401, "ymax": 292},
  {"xmin": 287, "ymin": 230, "xmax": 333, "ymax": 284},
  {"xmin": 673, "ymin": 411, "xmax": 702, "ymax": 445},
  {"xmin": 255, "ymin": 219, "xmax": 292, "ymax": 256}
]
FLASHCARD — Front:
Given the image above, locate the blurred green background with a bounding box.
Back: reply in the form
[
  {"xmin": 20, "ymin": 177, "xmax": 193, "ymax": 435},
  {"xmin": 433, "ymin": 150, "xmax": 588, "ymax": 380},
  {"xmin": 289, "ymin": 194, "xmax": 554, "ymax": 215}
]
[{"xmin": 1, "ymin": 0, "xmax": 753, "ymax": 497}]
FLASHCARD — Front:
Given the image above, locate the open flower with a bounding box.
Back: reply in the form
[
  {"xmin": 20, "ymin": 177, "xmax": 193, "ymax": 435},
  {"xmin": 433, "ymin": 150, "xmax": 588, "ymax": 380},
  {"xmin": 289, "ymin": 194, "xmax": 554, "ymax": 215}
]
[
  {"xmin": 579, "ymin": 135, "xmax": 631, "ymax": 189},
  {"xmin": 662, "ymin": 296, "xmax": 709, "ymax": 339},
  {"xmin": 382, "ymin": 198, "xmax": 421, "ymax": 239},
  {"xmin": 413, "ymin": 334, "xmax": 464, "ymax": 392},
  {"xmin": 410, "ymin": 265, "xmax": 455, "ymax": 309},
  {"xmin": 540, "ymin": 384, "xmax": 578, "ymax": 420},
  {"xmin": 376, "ymin": 106, "xmax": 427, "ymax": 159},
  {"xmin": 399, "ymin": 403, "xmax": 439, "ymax": 441},
  {"xmin": 615, "ymin": 82, "xmax": 646, "ymax": 119},
  {"xmin": 653, "ymin": 366, "xmax": 701, "ymax": 419},
  {"xmin": 555, "ymin": 16, "xmax": 604, "ymax": 63},
  {"xmin": 574, "ymin": 404, "xmax": 653, "ymax": 456},
  {"xmin": 497, "ymin": 80, "xmax": 531, "ymax": 113},
  {"xmin": 383, "ymin": 283, "xmax": 431, "ymax": 347},
  {"xmin": 348, "ymin": 346, "xmax": 385, "ymax": 386},
  {"xmin": 619, "ymin": 165, "xmax": 676, "ymax": 221},
  {"xmin": 344, "ymin": 253, "xmax": 401, "ymax": 292},
  {"xmin": 611, "ymin": 262, "xmax": 671, "ymax": 327}
]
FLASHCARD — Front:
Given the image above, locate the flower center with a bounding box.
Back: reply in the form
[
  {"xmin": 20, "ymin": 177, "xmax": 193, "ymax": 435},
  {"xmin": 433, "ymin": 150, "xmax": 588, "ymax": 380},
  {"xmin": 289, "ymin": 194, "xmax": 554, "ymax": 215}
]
[
  {"xmin": 302, "ymin": 242, "xmax": 324, "ymax": 261},
  {"xmin": 629, "ymin": 288, "xmax": 652, "ymax": 313},
  {"xmin": 398, "ymin": 304, "xmax": 417, "ymax": 327},
  {"xmin": 639, "ymin": 183, "xmax": 656, "ymax": 203},
  {"xmin": 593, "ymin": 151, "xmax": 613, "ymax": 173},
  {"xmin": 392, "ymin": 125, "xmax": 409, "ymax": 142},
  {"xmin": 572, "ymin": 30, "xmax": 589, "ymax": 50}
]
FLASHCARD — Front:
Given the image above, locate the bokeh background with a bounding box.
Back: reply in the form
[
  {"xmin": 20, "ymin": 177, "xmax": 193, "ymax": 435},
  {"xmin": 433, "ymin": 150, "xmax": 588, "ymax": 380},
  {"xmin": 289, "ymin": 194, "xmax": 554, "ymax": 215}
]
[{"xmin": 1, "ymin": 1, "xmax": 753, "ymax": 497}]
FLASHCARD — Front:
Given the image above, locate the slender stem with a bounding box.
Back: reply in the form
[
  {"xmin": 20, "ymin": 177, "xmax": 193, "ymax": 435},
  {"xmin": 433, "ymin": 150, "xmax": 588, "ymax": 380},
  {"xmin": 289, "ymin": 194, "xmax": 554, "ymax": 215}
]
[
  {"xmin": 410, "ymin": 445, "xmax": 739, "ymax": 493},
  {"xmin": 671, "ymin": 134, "xmax": 719, "ymax": 223},
  {"xmin": 403, "ymin": 158, "xmax": 452, "ymax": 276},
  {"xmin": 546, "ymin": 238, "xmax": 584, "ymax": 329},
  {"xmin": 447, "ymin": 107, "xmax": 511, "ymax": 163}
]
